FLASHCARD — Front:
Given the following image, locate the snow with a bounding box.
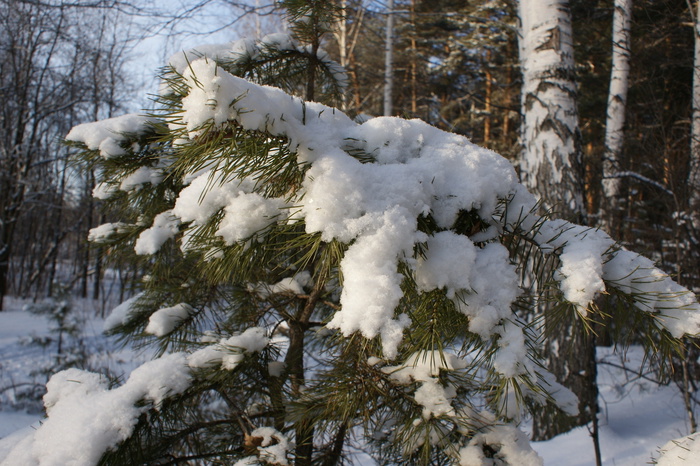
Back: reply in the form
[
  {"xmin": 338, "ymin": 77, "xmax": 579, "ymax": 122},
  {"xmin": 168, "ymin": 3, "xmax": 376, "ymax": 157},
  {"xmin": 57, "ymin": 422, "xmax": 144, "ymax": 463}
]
[
  {"xmin": 455, "ymin": 242, "xmax": 520, "ymax": 340},
  {"xmin": 134, "ymin": 210, "xmax": 181, "ymax": 255},
  {"xmin": 460, "ymin": 424, "xmax": 543, "ymax": 466},
  {"xmin": 119, "ymin": 165, "xmax": 163, "ymax": 191},
  {"xmin": 0, "ymin": 298, "xmax": 153, "ymax": 465},
  {"xmin": 144, "ymin": 303, "xmax": 192, "ymax": 336},
  {"xmin": 657, "ymin": 431, "xmax": 700, "ymax": 465},
  {"xmin": 0, "ymin": 300, "xmax": 275, "ymax": 465},
  {"xmin": 246, "ymin": 427, "xmax": 291, "ymax": 466},
  {"xmin": 103, "ymin": 293, "xmax": 143, "ymax": 331},
  {"xmin": 249, "ymin": 272, "xmax": 311, "ymax": 298},
  {"xmin": 384, "ymin": 350, "xmax": 467, "ymax": 421},
  {"xmin": 2, "ymin": 354, "xmax": 191, "ymax": 466},
  {"xmin": 216, "ymin": 191, "xmax": 287, "ymax": 245},
  {"xmin": 415, "ymin": 231, "xmax": 477, "ymax": 298},
  {"xmin": 92, "ymin": 181, "xmax": 117, "ymax": 200},
  {"xmin": 187, "ymin": 327, "xmax": 270, "ymax": 370},
  {"xmin": 532, "ymin": 346, "xmax": 698, "ymax": 465},
  {"xmin": 164, "ymin": 34, "xmax": 347, "ymax": 99},
  {"xmin": 87, "ymin": 222, "xmax": 126, "ymax": 242},
  {"xmin": 66, "ymin": 114, "xmax": 154, "ymax": 159}
]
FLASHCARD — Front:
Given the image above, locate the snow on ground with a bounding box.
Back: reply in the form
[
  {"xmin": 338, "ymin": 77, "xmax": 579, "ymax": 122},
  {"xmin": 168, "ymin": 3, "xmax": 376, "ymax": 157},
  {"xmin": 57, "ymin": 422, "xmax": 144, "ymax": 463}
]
[
  {"xmin": 0, "ymin": 295, "xmax": 150, "ymax": 461},
  {"xmin": 533, "ymin": 346, "xmax": 691, "ymax": 465},
  {"xmin": 0, "ymin": 295, "xmax": 694, "ymax": 465}
]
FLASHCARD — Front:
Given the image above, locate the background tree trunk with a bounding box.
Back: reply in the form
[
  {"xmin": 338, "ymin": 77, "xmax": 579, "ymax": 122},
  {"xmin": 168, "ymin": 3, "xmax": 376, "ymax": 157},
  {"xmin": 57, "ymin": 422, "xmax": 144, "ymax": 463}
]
[
  {"xmin": 383, "ymin": 0, "xmax": 394, "ymax": 116},
  {"xmin": 602, "ymin": 0, "xmax": 633, "ymax": 238},
  {"xmin": 518, "ymin": 0, "xmax": 598, "ymax": 441}
]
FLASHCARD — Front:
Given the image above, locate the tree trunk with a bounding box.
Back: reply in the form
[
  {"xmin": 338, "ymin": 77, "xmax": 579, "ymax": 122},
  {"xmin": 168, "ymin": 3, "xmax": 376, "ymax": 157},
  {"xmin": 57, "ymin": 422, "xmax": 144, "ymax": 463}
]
[
  {"xmin": 518, "ymin": 0, "xmax": 598, "ymax": 441},
  {"xmin": 383, "ymin": 0, "xmax": 394, "ymax": 116},
  {"xmin": 602, "ymin": 0, "xmax": 632, "ymax": 238},
  {"xmin": 518, "ymin": 0, "xmax": 586, "ymax": 218},
  {"xmin": 409, "ymin": 0, "xmax": 418, "ymax": 116},
  {"xmin": 484, "ymin": 62, "xmax": 493, "ymax": 144}
]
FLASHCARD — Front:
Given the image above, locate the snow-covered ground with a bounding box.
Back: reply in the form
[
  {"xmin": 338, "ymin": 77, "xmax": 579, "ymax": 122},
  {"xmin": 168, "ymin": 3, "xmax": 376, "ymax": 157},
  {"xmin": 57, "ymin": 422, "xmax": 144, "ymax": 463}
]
[
  {"xmin": 0, "ymin": 296, "xmax": 692, "ymax": 465},
  {"xmin": 534, "ymin": 347, "xmax": 691, "ymax": 465},
  {"xmin": 0, "ymin": 295, "xmax": 150, "ymax": 461}
]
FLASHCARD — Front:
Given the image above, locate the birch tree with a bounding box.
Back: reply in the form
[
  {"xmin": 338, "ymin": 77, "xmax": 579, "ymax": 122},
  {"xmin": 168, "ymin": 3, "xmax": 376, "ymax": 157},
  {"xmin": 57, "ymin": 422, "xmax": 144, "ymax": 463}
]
[
  {"xmin": 602, "ymin": 0, "xmax": 633, "ymax": 237},
  {"xmin": 517, "ymin": 0, "xmax": 597, "ymax": 441},
  {"xmin": 383, "ymin": 0, "xmax": 395, "ymax": 116}
]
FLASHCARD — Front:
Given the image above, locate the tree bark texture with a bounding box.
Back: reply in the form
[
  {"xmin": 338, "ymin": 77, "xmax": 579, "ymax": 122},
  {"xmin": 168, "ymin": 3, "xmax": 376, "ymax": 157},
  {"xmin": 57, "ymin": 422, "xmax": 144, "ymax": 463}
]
[
  {"xmin": 602, "ymin": 0, "xmax": 632, "ymax": 237},
  {"xmin": 518, "ymin": 0, "xmax": 586, "ymax": 220},
  {"xmin": 518, "ymin": 0, "xmax": 598, "ymax": 441}
]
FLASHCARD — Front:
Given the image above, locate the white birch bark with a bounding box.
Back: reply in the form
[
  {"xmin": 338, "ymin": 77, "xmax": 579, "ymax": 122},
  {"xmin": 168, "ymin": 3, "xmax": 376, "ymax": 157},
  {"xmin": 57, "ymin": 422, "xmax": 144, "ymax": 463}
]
[
  {"xmin": 518, "ymin": 0, "xmax": 585, "ymax": 220},
  {"xmin": 517, "ymin": 0, "xmax": 596, "ymax": 442},
  {"xmin": 384, "ymin": 0, "xmax": 394, "ymax": 116},
  {"xmin": 335, "ymin": 0, "xmax": 348, "ymax": 110},
  {"xmin": 602, "ymin": 0, "xmax": 632, "ymax": 200}
]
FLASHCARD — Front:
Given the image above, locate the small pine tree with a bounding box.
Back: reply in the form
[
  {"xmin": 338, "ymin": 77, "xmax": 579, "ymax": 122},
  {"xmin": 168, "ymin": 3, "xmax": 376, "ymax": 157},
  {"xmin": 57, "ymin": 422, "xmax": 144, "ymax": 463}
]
[{"xmin": 5, "ymin": 3, "xmax": 700, "ymax": 465}]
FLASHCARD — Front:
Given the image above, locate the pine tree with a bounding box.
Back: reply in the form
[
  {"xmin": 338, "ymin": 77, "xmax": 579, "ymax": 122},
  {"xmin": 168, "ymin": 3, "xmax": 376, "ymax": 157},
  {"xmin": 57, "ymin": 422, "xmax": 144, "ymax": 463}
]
[{"xmin": 5, "ymin": 3, "xmax": 700, "ymax": 465}]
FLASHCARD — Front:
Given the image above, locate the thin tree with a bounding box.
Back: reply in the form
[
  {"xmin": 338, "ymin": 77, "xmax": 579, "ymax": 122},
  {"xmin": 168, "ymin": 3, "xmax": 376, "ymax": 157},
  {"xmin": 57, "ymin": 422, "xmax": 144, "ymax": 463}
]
[
  {"xmin": 602, "ymin": 0, "xmax": 633, "ymax": 238},
  {"xmin": 384, "ymin": 0, "xmax": 395, "ymax": 116}
]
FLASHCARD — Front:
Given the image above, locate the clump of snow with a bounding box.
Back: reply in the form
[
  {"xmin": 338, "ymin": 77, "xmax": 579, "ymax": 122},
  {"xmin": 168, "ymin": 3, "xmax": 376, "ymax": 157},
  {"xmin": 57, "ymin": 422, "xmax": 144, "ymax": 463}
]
[
  {"xmin": 88, "ymin": 222, "xmax": 127, "ymax": 243},
  {"xmin": 66, "ymin": 114, "xmax": 154, "ymax": 159},
  {"xmin": 505, "ymin": 185, "xmax": 700, "ymax": 337},
  {"xmin": 119, "ymin": 166, "xmax": 163, "ymax": 192},
  {"xmin": 1, "ymin": 353, "xmax": 191, "ymax": 466},
  {"xmin": 166, "ymin": 40, "xmax": 257, "ymax": 76},
  {"xmin": 135, "ymin": 210, "xmax": 181, "ymax": 255},
  {"xmin": 188, "ymin": 327, "xmax": 270, "ymax": 370},
  {"xmin": 260, "ymin": 33, "xmax": 295, "ymax": 52},
  {"xmin": 459, "ymin": 423, "xmax": 543, "ymax": 466},
  {"xmin": 103, "ymin": 293, "xmax": 144, "ymax": 331},
  {"xmin": 216, "ymin": 192, "xmax": 287, "ymax": 245},
  {"xmin": 164, "ymin": 34, "xmax": 347, "ymax": 98},
  {"xmin": 172, "ymin": 170, "xmax": 236, "ymax": 225},
  {"xmin": 658, "ymin": 433, "xmax": 699, "ymax": 465},
  {"xmin": 171, "ymin": 171, "xmax": 289, "ymax": 248},
  {"xmin": 603, "ymin": 250, "xmax": 700, "ymax": 338},
  {"xmin": 383, "ymin": 351, "xmax": 467, "ymax": 420},
  {"xmin": 249, "ymin": 271, "xmax": 311, "ymax": 298},
  {"xmin": 455, "ymin": 242, "xmax": 520, "ymax": 340},
  {"xmin": 492, "ymin": 321, "xmax": 527, "ymax": 378},
  {"xmin": 0, "ymin": 322, "xmax": 274, "ymax": 464},
  {"xmin": 415, "ymin": 231, "xmax": 476, "ymax": 298},
  {"xmin": 145, "ymin": 303, "xmax": 193, "ymax": 337},
  {"xmin": 93, "ymin": 181, "xmax": 118, "ymax": 199},
  {"xmin": 248, "ymin": 427, "xmax": 291, "ymax": 466},
  {"xmin": 180, "ymin": 58, "xmax": 242, "ymax": 137}
]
